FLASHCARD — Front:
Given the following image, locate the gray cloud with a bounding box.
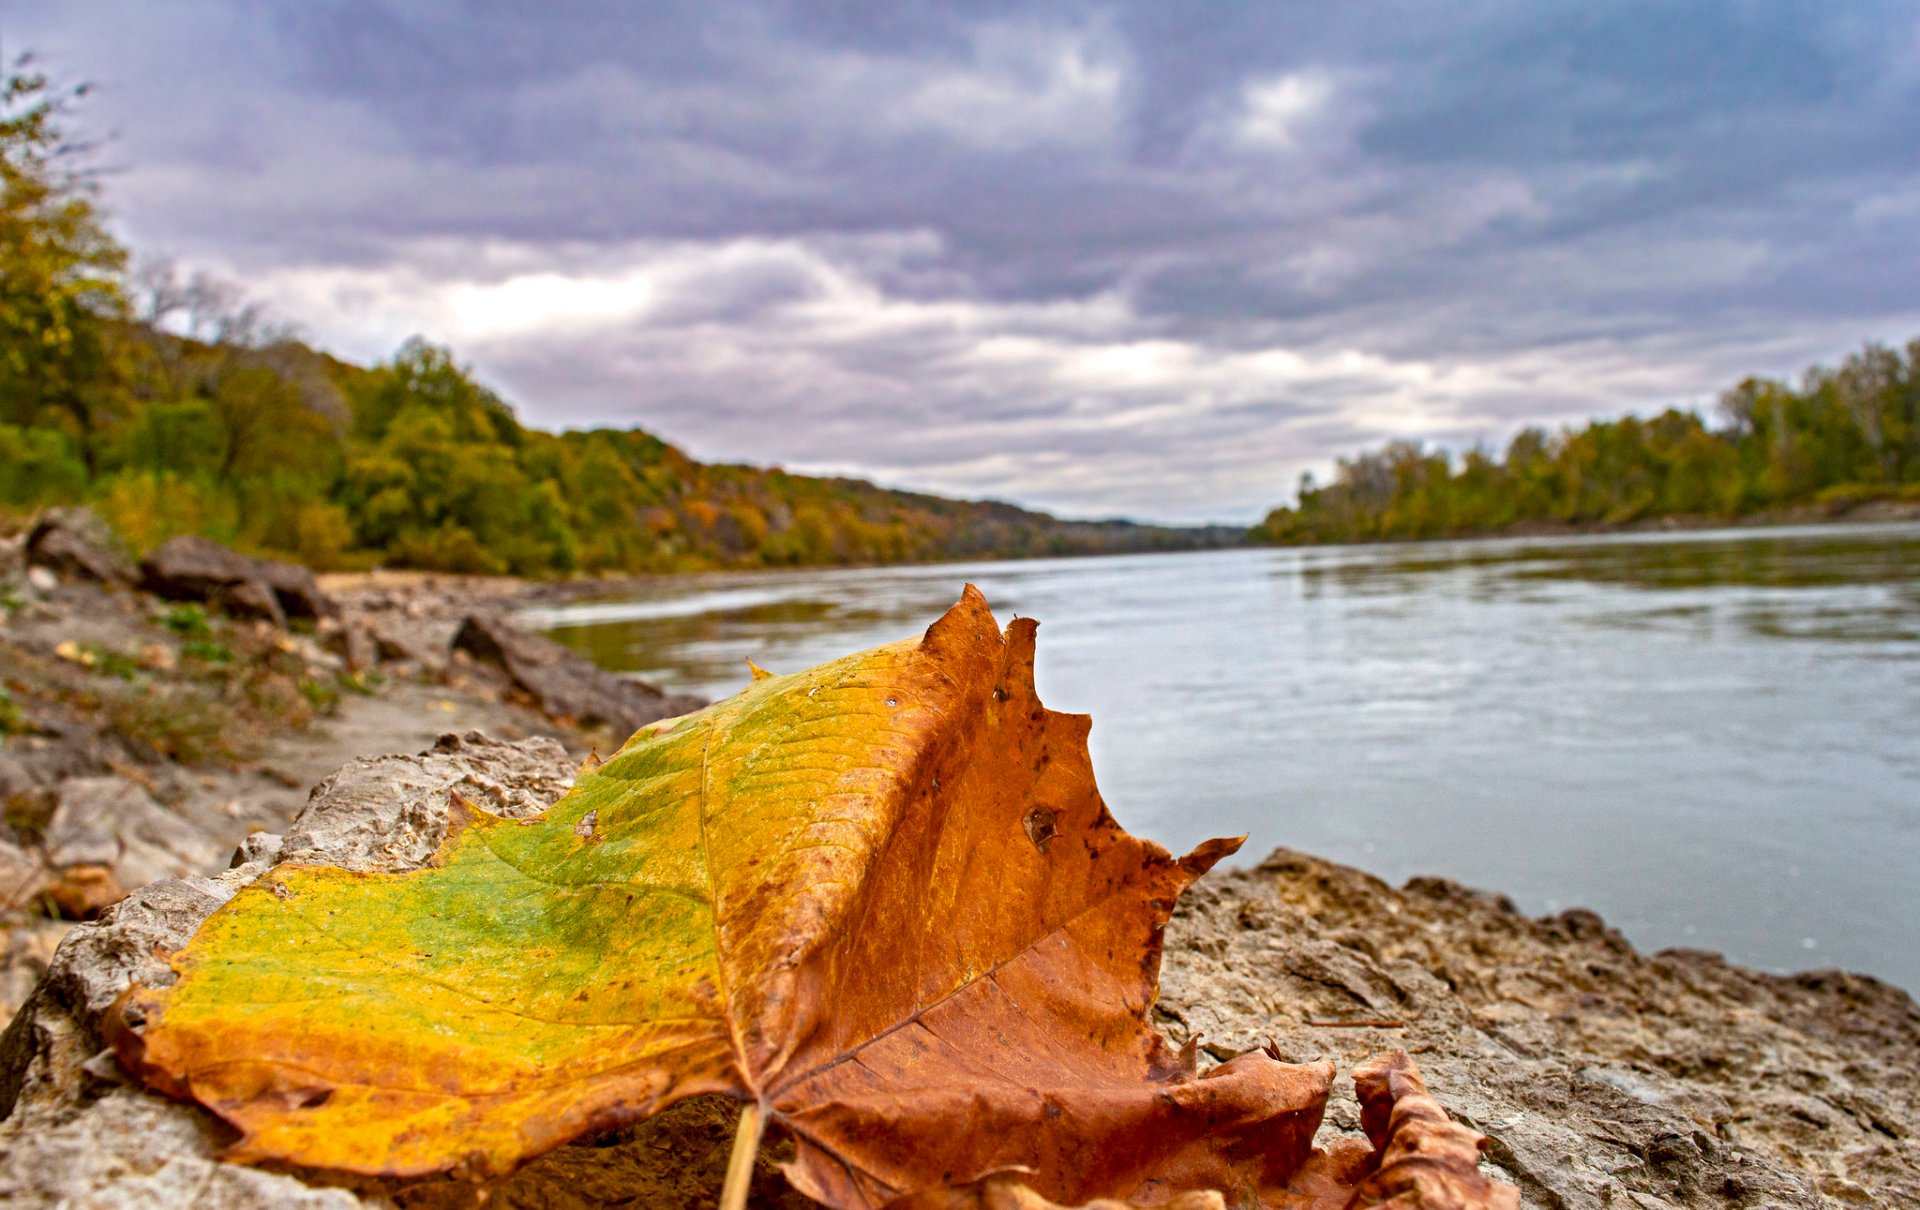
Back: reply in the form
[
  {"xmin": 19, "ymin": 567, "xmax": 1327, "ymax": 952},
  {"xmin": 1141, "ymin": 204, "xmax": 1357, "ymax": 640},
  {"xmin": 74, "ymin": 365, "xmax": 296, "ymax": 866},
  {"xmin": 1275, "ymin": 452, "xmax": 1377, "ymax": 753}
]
[{"xmin": 13, "ymin": 0, "xmax": 1920, "ymax": 522}]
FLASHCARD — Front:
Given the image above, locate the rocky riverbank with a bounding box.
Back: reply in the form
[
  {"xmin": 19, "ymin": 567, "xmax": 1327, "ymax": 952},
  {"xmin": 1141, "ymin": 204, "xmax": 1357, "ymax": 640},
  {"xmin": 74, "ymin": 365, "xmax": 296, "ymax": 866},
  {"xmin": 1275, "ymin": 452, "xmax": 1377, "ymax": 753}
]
[
  {"xmin": 0, "ymin": 512, "xmax": 1915, "ymax": 1207},
  {"xmin": 0, "ymin": 511, "xmax": 697, "ymax": 1021}
]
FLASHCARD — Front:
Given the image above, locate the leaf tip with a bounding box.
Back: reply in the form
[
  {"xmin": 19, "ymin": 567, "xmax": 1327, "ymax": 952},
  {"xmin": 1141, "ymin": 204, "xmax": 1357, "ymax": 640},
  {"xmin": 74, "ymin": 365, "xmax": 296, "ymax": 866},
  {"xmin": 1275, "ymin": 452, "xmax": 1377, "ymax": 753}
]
[
  {"xmin": 922, "ymin": 584, "xmax": 1002, "ymax": 655},
  {"xmin": 747, "ymin": 657, "xmax": 775, "ymax": 683},
  {"xmin": 1178, "ymin": 835, "xmax": 1245, "ymax": 880},
  {"xmin": 997, "ymin": 616, "xmax": 1040, "ymax": 701}
]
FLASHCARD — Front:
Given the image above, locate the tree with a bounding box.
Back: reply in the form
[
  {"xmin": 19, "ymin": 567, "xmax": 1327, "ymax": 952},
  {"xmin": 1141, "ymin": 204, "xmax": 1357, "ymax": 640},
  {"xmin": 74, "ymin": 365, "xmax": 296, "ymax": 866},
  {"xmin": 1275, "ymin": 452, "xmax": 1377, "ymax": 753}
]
[{"xmin": 0, "ymin": 55, "xmax": 127, "ymax": 464}]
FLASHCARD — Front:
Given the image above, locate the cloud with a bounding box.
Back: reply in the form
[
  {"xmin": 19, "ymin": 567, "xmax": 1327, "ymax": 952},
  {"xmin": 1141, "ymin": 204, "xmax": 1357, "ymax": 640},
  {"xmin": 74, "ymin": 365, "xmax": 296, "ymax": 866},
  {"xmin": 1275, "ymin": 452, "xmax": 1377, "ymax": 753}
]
[
  {"xmin": 1229, "ymin": 72, "xmax": 1334, "ymax": 151},
  {"xmin": 12, "ymin": 0, "xmax": 1920, "ymax": 521}
]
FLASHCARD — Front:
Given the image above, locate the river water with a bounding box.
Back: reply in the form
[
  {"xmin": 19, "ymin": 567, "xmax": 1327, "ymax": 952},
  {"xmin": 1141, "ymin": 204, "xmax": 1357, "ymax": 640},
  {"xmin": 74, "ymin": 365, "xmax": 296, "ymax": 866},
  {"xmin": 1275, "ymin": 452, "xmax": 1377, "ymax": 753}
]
[{"xmin": 523, "ymin": 522, "xmax": 1920, "ymax": 991}]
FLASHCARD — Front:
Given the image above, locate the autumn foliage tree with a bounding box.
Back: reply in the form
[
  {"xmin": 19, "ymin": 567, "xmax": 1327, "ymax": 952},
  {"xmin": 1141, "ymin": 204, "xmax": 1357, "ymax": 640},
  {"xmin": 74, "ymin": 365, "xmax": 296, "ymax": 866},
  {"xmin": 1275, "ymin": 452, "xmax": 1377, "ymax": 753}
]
[{"xmin": 0, "ymin": 55, "xmax": 125, "ymax": 475}]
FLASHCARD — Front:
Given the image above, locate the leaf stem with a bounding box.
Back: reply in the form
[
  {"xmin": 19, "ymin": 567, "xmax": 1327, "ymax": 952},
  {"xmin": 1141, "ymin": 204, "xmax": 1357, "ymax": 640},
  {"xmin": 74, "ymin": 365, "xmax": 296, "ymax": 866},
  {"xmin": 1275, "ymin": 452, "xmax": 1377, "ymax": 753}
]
[{"xmin": 721, "ymin": 1100, "xmax": 766, "ymax": 1210}]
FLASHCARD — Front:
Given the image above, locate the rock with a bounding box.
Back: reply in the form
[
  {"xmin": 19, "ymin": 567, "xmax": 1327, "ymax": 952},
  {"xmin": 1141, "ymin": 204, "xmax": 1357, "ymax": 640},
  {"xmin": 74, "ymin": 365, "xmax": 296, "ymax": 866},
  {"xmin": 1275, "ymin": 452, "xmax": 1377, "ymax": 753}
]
[
  {"xmin": 324, "ymin": 618, "xmax": 378, "ymax": 673},
  {"xmin": 1154, "ymin": 848, "xmax": 1920, "ymax": 1208},
  {"xmin": 0, "ymin": 839, "xmax": 48, "ymax": 914},
  {"xmin": 367, "ymin": 613, "xmax": 454, "ymax": 673},
  {"xmin": 281, "ymin": 631, "xmax": 345, "ymax": 677},
  {"xmin": 24, "ymin": 508, "xmax": 135, "ymax": 587},
  {"xmin": 253, "ymin": 557, "xmax": 338, "ymax": 622},
  {"xmin": 278, "ymin": 730, "xmax": 575, "ymax": 872},
  {"xmin": 452, "ymin": 613, "xmax": 703, "ymax": 736},
  {"xmin": 42, "ymin": 776, "xmax": 228, "ymax": 909},
  {"xmin": 0, "ymin": 921, "xmax": 70, "ymax": 1027},
  {"xmin": 0, "ymin": 1090, "xmax": 361, "ymax": 1208},
  {"xmin": 215, "ymin": 575, "xmax": 286, "ymax": 626},
  {"xmin": 138, "ymin": 535, "xmax": 338, "ymax": 625},
  {"xmin": 139, "ymin": 535, "xmax": 262, "ymax": 609}
]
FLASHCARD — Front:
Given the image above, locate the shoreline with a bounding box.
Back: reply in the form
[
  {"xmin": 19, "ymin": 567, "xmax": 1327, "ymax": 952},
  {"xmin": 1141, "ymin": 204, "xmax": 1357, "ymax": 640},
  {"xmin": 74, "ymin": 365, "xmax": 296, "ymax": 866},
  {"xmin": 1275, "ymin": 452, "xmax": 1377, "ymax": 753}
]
[
  {"xmin": 309, "ymin": 503, "xmax": 1920, "ymax": 617},
  {"xmin": 1249, "ymin": 496, "xmax": 1920, "ymax": 551}
]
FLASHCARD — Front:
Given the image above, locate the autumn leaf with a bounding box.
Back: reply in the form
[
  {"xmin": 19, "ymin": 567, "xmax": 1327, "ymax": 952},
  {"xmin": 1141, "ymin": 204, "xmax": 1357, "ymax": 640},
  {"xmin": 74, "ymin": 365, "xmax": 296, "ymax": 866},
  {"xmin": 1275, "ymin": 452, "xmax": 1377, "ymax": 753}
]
[{"xmin": 109, "ymin": 587, "xmax": 1502, "ymax": 1207}]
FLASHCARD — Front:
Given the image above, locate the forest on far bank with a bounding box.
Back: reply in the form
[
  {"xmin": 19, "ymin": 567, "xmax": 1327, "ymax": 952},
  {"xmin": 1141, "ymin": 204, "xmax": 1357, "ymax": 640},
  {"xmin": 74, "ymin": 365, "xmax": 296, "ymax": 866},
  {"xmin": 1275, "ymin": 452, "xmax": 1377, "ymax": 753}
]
[
  {"xmin": 1254, "ymin": 339, "xmax": 1920, "ymax": 545},
  {"xmin": 0, "ymin": 59, "xmax": 1224, "ymax": 575}
]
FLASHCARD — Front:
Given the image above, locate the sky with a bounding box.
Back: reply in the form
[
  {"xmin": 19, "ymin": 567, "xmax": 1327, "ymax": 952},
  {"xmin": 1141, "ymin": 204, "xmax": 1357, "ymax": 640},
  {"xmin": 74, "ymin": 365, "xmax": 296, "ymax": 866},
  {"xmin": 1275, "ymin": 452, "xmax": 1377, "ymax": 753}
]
[{"xmin": 12, "ymin": 1, "xmax": 1920, "ymax": 523}]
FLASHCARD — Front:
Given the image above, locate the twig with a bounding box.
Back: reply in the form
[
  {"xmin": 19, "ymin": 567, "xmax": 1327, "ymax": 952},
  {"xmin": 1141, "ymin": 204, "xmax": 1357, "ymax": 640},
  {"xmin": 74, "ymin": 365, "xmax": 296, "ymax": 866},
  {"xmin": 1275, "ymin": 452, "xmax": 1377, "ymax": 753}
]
[
  {"xmin": 721, "ymin": 1100, "xmax": 766, "ymax": 1210},
  {"xmin": 1305, "ymin": 1018, "xmax": 1408, "ymax": 1028}
]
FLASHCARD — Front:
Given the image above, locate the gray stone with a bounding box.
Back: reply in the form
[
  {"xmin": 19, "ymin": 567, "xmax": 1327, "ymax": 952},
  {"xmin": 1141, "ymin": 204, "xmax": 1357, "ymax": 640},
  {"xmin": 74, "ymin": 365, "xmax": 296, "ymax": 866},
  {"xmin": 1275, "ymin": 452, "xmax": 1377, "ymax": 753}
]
[
  {"xmin": 44, "ymin": 776, "xmax": 228, "ymax": 895},
  {"xmin": 324, "ymin": 618, "xmax": 379, "ymax": 673},
  {"xmin": 24, "ymin": 508, "xmax": 135, "ymax": 587},
  {"xmin": 278, "ymin": 730, "xmax": 575, "ymax": 871},
  {"xmin": 452, "ymin": 612, "xmax": 703, "ymax": 737},
  {"xmin": 253, "ymin": 556, "xmax": 338, "ymax": 622},
  {"xmin": 0, "ymin": 839, "xmax": 46, "ymax": 910},
  {"xmin": 139, "ymin": 535, "xmax": 338, "ymax": 625},
  {"xmin": 215, "ymin": 575, "xmax": 285, "ymax": 626},
  {"xmin": 367, "ymin": 613, "xmax": 454, "ymax": 673},
  {"xmin": 0, "ymin": 1089, "xmax": 361, "ymax": 1207}
]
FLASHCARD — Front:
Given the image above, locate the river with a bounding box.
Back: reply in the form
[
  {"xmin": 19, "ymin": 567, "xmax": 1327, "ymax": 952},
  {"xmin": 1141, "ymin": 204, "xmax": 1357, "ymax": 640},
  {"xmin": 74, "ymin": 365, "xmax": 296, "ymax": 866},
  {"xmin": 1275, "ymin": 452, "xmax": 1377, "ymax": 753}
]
[{"xmin": 522, "ymin": 522, "xmax": 1920, "ymax": 991}]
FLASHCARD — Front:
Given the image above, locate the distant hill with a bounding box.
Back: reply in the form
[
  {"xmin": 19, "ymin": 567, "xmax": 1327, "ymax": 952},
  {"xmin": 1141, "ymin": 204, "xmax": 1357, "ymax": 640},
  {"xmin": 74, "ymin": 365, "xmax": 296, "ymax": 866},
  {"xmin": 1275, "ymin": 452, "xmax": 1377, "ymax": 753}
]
[{"xmin": 2, "ymin": 323, "xmax": 1237, "ymax": 575}]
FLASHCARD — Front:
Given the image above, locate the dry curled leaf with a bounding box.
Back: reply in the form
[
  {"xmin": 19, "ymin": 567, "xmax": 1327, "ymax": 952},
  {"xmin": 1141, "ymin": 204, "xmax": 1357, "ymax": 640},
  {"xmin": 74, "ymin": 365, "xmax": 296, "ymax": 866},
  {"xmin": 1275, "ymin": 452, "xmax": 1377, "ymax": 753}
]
[
  {"xmin": 109, "ymin": 588, "xmax": 1513, "ymax": 1208},
  {"xmin": 110, "ymin": 588, "xmax": 1330, "ymax": 1203},
  {"xmin": 889, "ymin": 1169, "xmax": 1227, "ymax": 1209},
  {"xmin": 1343, "ymin": 1051, "xmax": 1520, "ymax": 1209}
]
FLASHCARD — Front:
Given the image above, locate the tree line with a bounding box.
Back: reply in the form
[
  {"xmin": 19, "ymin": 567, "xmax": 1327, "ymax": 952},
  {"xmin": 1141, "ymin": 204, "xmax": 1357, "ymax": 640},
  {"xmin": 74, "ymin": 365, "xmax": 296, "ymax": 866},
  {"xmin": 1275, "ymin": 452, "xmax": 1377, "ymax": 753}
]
[
  {"xmin": 0, "ymin": 58, "xmax": 1218, "ymax": 575},
  {"xmin": 1253, "ymin": 345, "xmax": 1920, "ymax": 546}
]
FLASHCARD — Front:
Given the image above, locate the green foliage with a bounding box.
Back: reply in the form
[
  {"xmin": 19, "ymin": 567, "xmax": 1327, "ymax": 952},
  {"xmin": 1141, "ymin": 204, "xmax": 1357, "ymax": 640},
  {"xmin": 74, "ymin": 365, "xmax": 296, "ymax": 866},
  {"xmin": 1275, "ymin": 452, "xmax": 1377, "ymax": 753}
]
[
  {"xmin": 0, "ymin": 683, "xmax": 23, "ymax": 735},
  {"xmin": 0, "ymin": 421, "xmax": 87, "ymax": 507},
  {"xmin": 298, "ymin": 676, "xmax": 340, "ymax": 714},
  {"xmin": 181, "ymin": 638, "xmax": 234, "ymax": 667},
  {"xmin": 159, "ymin": 602, "xmax": 210, "ymax": 637},
  {"xmin": 72, "ymin": 642, "xmax": 143, "ymax": 680},
  {"xmin": 0, "ymin": 57, "xmax": 128, "ymax": 464},
  {"xmin": 111, "ymin": 399, "xmax": 226, "ymax": 478},
  {"xmin": 1254, "ymin": 341, "xmax": 1920, "ymax": 545},
  {"xmin": 102, "ymin": 684, "xmax": 233, "ymax": 765},
  {"xmin": 93, "ymin": 469, "xmax": 240, "ymax": 553}
]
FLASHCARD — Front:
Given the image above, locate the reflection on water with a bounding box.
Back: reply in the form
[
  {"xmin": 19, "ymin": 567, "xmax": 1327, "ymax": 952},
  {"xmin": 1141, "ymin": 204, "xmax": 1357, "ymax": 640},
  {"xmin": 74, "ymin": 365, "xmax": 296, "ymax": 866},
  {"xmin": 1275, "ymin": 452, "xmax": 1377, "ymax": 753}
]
[{"xmin": 527, "ymin": 523, "xmax": 1920, "ymax": 991}]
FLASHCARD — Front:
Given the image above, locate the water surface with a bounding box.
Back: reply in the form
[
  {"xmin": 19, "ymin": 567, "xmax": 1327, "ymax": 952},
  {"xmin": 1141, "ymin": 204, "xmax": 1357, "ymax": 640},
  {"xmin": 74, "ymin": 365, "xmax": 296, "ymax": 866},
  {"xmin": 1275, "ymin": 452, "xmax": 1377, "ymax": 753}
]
[{"xmin": 525, "ymin": 523, "xmax": 1920, "ymax": 990}]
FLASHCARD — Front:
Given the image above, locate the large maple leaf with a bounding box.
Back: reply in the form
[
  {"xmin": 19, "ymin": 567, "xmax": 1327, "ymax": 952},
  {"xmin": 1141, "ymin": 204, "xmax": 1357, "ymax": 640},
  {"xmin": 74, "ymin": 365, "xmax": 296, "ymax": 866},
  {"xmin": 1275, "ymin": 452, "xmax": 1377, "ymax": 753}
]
[{"xmin": 110, "ymin": 588, "xmax": 1502, "ymax": 1207}]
